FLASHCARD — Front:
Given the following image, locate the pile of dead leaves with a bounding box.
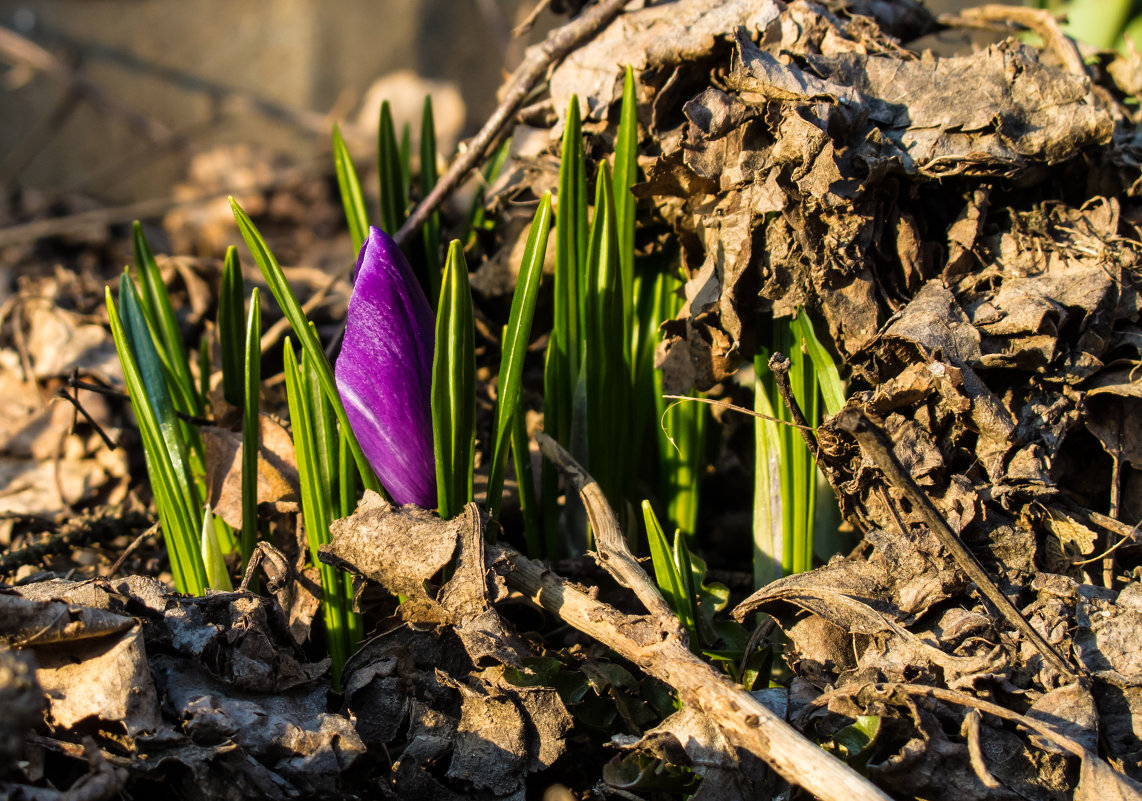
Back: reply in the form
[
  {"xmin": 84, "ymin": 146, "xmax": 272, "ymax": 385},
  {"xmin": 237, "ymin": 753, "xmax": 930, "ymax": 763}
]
[{"xmin": 4, "ymin": 1, "xmax": 1142, "ymax": 799}]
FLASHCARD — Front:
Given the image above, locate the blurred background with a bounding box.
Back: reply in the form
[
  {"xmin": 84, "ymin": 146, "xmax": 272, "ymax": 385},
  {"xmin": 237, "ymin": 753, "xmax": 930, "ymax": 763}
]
[
  {"xmin": 0, "ymin": 0, "xmax": 549, "ymax": 203},
  {"xmin": 0, "ymin": 0, "xmax": 1110, "ymax": 291}
]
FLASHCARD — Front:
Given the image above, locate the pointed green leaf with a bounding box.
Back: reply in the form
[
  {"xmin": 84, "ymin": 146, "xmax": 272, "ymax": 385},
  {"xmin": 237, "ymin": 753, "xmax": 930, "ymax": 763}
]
[
  {"xmin": 582, "ymin": 166, "xmax": 625, "ymax": 505},
  {"xmin": 132, "ymin": 221, "xmax": 200, "ymax": 416},
  {"xmin": 792, "ymin": 307, "xmax": 845, "ymax": 415},
  {"xmin": 432, "ymin": 240, "xmax": 476, "ymax": 519},
  {"xmin": 200, "ymin": 505, "xmax": 233, "ymax": 591},
  {"xmin": 338, "ymin": 425, "xmax": 358, "ymax": 519},
  {"xmin": 197, "ymin": 327, "xmax": 212, "ymax": 404},
  {"xmin": 377, "ymin": 100, "xmax": 405, "ymax": 236},
  {"xmin": 612, "ymin": 65, "xmax": 638, "ymax": 345},
  {"xmin": 673, "ymin": 529, "xmax": 700, "ymax": 639},
  {"xmin": 552, "ymin": 96, "xmax": 588, "ymax": 442},
  {"xmin": 487, "ymin": 193, "xmax": 552, "ymax": 519},
  {"xmin": 399, "ymin": 121, "xmax": 413, "ymax": 203},
  {"xmin": 643, "ymin": 501, "xmax": 694, "ymax": 638},
  {"xmin": 218, "ymin": 246, "xmax": 245, "ymax": 408},
  {"xmin": 753, "ymin": 348, "xmax": 784, "ymax": 588},
  {"xmin": 284, "ymin": 340, "xmax": 351, "ymax": 683},
  {"xmin": 420, "ymin": 95, "xmax": 442, "ymax": 306},
  {"xmin": 333, "ymin": 123, "xmax": 369, "ymax": 253},
  {"xmin": 119, "ymin": 274, "xmax": 200, "ymax": 517},
  {"xmin": 106, "ymin": 286, "xmax": 205, "ymax": 595},
  {"xmin": 240, "ymin": 288, "xmax": 261, "ymax": 562},
  {"xmin": 512, "ymin": 401, "xmax": 542, "ymax": 557}
]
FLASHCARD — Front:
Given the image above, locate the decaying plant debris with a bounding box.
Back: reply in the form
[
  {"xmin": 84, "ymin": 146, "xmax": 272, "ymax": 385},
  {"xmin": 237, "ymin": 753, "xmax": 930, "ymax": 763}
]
[{"xmin": 3, "ymin": 0, "xmax": 1142, "ymax": 799}]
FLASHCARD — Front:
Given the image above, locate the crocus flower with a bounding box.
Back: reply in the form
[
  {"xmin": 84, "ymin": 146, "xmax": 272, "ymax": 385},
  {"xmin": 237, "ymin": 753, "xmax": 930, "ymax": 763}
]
[{"xmin": 336, "ymin": 226, "xmax": 436, "ymax": 507}]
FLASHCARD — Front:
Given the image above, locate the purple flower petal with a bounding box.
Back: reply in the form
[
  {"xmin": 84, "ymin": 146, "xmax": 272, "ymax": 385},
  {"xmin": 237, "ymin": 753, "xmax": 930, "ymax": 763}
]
[{"xmin": 336, "ymin": 227, "xmax": 436, "ymax": 507}]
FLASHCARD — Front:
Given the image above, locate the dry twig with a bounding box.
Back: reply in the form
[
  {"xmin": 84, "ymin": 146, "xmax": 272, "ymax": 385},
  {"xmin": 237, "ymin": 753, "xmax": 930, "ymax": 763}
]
[
  {"xmin": 835, "ymin": 408, "xmax": 1081, "ymax": 683},
  {"xmin": 939, "ymin": 5, "xmax": 1087, "ymax": 78},
  {"xmin": 500, "ymin": 435, "xmax": 894, "ymax": 801},
  {"xmin": 394, "ymin": 0, "xmax": 631, "ymax": 248}
]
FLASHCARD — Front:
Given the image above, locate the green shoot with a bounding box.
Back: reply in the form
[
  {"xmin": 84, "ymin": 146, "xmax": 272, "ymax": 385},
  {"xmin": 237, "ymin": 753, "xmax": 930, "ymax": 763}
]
[
  {"xmin": 200, "ymin": 505, "xmax": 232, "ymax": 592},
  {"xmin": 420, "ymin": 95, "xmax": 442, "ymax": 306},
  {"xmin": 106, "ymin": 278, "xmax": 206, "ymax": 595},
  {"xmin": 752, "ymin": 345, "xmax": 785, "ymax": 588},
  {"xmin": 650, "ymin": 268, "xmax": 706, "ymax": 539},
  {"xmin": 240, "ymin": 288, "xmax": 261, "ymax": 563},
  {"xmin": 398, "ymin": 121, "xmax": 413, "ymax": 204},
  {"xmin": 432, "ymin": 240, "xmax": 476, "ymax": 520},
  {"xmin": 338, "ymin": 425, "xmax": 358, "ymax": 519},
  {"xmin": 132, "ymin": 222, "xmax": 202, "ymax": 420},
  {"xmin": 549, "ymin": 95, "xmax": 589, "ymax": 448},
  {"xmin": 218, "ymin": 246, "xmax": 245, "ymax": 408},
  {"xmin": 486, "ymin": 193, "xmax": 553, "ymax": 520},
  {"xmin": 582, "ymin": 166, "xmax": 626, "ymax": 508},
  {"xmin": 512, "ymin": 401, "xmax": 542, "ymax": 557},
  {"xmin": 752, "ymin": 309, "xmax": 845, "ymax": 585},
  {"xmin": 792, "ymin": 307, "xmax": 844, "ymax": 416},
  {"xmin": 643, "ymin": 501, "xmax": 696, "ymax": 639},
  {"xmin": 377, "ymin": 100, "xmax": 405, "ymax": 237},
  {"xmin": 196, "ymin": 328, "xmax": 211, "ymax": 405},
  {"xmin": 612, "ymin": 65, "xmax": 639, "ymax": 346},
  {"xmin": 332, "ymin": 123, "xmax": 369, "ymax": 253},
  {"xmin": 283, "ymin": 338, "xmax": 357, "ymax": 684}
]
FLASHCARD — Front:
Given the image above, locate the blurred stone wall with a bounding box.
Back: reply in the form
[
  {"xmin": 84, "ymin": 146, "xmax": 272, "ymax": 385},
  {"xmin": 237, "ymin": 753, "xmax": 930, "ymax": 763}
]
[{"xmin": 0, "ymin": 0, "xmax": 536, "ymax": 202}]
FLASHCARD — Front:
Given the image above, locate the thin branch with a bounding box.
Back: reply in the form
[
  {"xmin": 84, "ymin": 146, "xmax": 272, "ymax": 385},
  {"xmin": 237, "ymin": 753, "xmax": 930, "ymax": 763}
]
[
  {"xmin": 660, "ymin": 394, "xmax": 813, "ymax": 429},
  {"xmin": 106, "ymin": 523, "xmax": 159, "ymax": 578},
  {"xmin": 808, "ymin": 683, "xmax": 1087, "ymax": 758},
  {"xmin": 939, "ymin": 5, "xmax": 1087, "ymax": 79},
  {"xmin": 394, "ymin": 0, "xmax": 631, "ymax": 248},
  {"xmin": 488, "ymin": 539, "xmax": 895, "ymax": 801},
  {"xmin": 834, "ymin": 408, "xmax": 1081, "ymax": 683},
  {"xmin": 768, "ymin": 352, "xmax": 819, "ymax": 453},
  {"xmin": 513, "ymin": 0, "xmax": 554, "ymax": 37},
  {"xmin": 536, "ymin": 430, "xmax": 676, "ymax": 622},
  {"xmin": 68, "ymin": 377, "xmax": 214, "ymax": 428},
  {"xmin": 1059, "ymin": 505, "xmax": 1141, "ymax": 545},
  {"xmin": 527, "ymin": 431, "xmax": 893, "ymax": 799}
]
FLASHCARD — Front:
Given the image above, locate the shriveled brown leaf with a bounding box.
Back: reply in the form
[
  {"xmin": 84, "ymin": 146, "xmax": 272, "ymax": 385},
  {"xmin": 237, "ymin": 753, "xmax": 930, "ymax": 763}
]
[
  {"xmin": 3, "ymin": 585, "xmax": 160, "ymax": 739},
  {"xmin": 202, "ymin": 414, "xmax": 299, "ymax": 529},
  {"xmin": 322, "ymin": 491, "xmax": 460, "ymax": 624}
]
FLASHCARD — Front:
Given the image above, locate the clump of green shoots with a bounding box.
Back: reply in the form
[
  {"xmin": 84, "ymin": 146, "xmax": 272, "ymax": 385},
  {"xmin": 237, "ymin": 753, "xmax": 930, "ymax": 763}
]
[
  {"xmin": 108, "ymin": 68, "xmax": 844, "ymax": 695},
  {"xmin": 541, "ymin": 67, "xmax": 709, "ymax": 558},
  {"xmin": 752, "ymin": 310, "xmax": 845, "ymax": 586}
]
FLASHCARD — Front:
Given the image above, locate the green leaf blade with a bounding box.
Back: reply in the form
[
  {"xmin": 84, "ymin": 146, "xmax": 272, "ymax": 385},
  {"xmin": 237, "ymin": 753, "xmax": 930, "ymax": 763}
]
[
  {"xmin": 333, "ymin": 123, "xmax": 369, "ymax": 254},
  {"xmin": 106, "ymin": 286, "xmax": 205, "ymax": 595},
  {"xmin": 420, "ymin": 95, "xmax": 442, "ymax": 306},
  {"xmin": 612, "ymin": 65, "xmax": 638, "ymax": 346},
  {"xmin": 218, "ymin": 246, "xmax": 246, "ymax": 408},
  {"xmin": 487, "ymin": 193, "xmax": 553, "ymax": 519},
  {"xmin": 240, "ymin": 288, "xmax": 261, "ymax": 563},
  {"xmin": 200, "ymin": 505, "xmax": 233, "ymax": 592},
  {"xmin": 377, "ymin": 101, "xmax": 406, "ymax": 237},
  {"xmin": 792, "ymin": 307, "xmax": 845, "ymax": 415},
  {"xmin": 132, "ymin": 222, "xmax": 200, "ymax": 416},
  {"xmin": 431, "ymin": 240, "xmax": 476, "ymax": 520}
]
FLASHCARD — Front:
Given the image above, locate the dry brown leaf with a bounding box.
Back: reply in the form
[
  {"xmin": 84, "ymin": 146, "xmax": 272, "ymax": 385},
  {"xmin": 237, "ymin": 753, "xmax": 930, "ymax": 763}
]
[{"xmin": 202, "ymin": 414, "xmax": 299, "ymax": 529}]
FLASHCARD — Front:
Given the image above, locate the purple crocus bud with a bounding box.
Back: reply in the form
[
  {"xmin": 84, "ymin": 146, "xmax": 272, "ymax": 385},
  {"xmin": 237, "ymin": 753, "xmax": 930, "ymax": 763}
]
[{"xmin": 336, "ymin": 226, "xmax": 436, "ymax": 507}]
